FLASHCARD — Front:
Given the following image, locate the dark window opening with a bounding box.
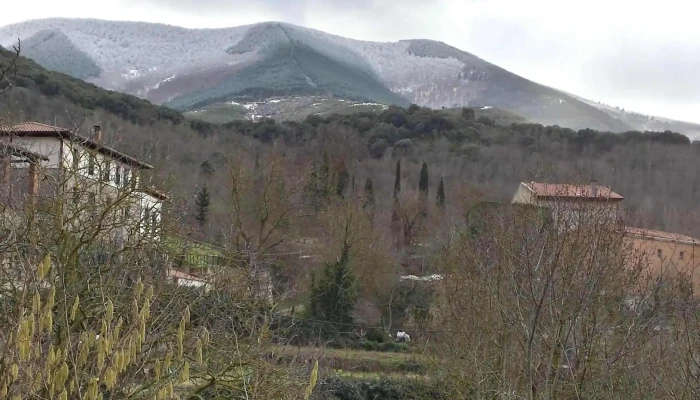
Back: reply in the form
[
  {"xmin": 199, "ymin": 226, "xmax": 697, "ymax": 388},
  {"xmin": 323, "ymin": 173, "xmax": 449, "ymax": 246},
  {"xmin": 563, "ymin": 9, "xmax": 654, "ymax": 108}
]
[
  {"xmin": 102, "ymin": 161, "xmax": 111, "ymax": 182},
  {"xmin": 88, "ymin": 154, "xmax": 95, "ymax": 176},
  {"xmin": 115, "ymin": 166, "xmax": 122, "ymax": 185},
  {"xmin": 72, "ymin": 148, "xmax": 80, "ymax": 172}
]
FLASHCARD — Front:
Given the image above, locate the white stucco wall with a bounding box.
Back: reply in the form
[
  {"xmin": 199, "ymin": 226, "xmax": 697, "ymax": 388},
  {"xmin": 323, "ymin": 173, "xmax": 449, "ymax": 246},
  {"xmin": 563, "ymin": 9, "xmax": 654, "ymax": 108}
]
[
  {"xmin": 7, "ymin": 136, "xmax": 163, "ymax": 239},
  {"xmin": 9, "ymin": 137, "xmax": 63, "ymax": 168}
]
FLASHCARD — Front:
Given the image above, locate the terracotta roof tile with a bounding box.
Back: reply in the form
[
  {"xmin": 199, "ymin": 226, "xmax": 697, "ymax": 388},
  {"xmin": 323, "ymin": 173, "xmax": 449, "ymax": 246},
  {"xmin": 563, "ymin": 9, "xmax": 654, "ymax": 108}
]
[
  {"xmin": 0, "ymin": 122, "xmax": 71, "ymax": 133},
  {"xmin": 0, "ymin": 122, "xmax": 153, "ymax": 169},
  {"xmin": 525, "ymin": 182, "xmax": 624, "ymax": 200},
  {"xmin": 624, "ymin": 226, "xmax": 700, "ymax": 244}
]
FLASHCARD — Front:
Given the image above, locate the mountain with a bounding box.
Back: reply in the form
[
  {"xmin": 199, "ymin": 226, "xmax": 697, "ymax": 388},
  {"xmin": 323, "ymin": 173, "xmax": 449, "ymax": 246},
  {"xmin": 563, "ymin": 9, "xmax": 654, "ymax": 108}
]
[{"xmin": 1, "ymin": 18, "xmax": 699, "ymax": 136}]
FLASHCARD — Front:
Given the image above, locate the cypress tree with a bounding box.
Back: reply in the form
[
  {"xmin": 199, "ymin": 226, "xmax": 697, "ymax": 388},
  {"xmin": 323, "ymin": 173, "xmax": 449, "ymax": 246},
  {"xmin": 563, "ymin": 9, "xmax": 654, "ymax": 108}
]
[
  {"xmin": 393, "ymin": 159, "xmax": 401, "ymax": 199},
  {"xmin": 336, "ymin": 163, "xmax": 350, "ymax": 198},
  {"xmin": 419, "ymin": 162, "xmax": 429, "ymax": 198},
  {"xmin": 309, "ymin": 272, "xmax": 319, "ymax": 318},
  {"xmin": 364, "ymin": 178, "xmax": 375, "ymax": 212},
  {"xmin": 437, "ymin": 177, "xmax": 445, "ymax": 207},
  {"xmin": 317, "ymin": 243, "xmax": 356, "ymax": 325},
  {"xmin": 195, "ymin": 185, "xmax": 210, "ymax": 227}
]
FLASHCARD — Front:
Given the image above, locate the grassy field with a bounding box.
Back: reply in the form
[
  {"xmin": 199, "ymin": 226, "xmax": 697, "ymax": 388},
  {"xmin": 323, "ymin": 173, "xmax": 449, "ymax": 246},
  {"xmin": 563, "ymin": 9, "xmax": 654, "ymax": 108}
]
[
  {"xmin": 184, "ymin": 96, "xmax": 388, "ymax": 123},
  {"xmin": 267, "ymin": 344, "xmax": 429, "ymax": 375}
]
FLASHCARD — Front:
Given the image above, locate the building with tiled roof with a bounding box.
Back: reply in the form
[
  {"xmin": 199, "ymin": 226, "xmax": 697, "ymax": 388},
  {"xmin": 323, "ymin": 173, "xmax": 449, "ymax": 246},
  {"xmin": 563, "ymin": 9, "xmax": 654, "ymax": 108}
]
[
  {"xmin": 520, "ymin": 181, "xmax": 624, "ymax": 201},
  {"xmin": 623, "ymin": 226, "xmax": 700, "ymax": 295},
  {"xmin": 511, "ymin": 180, "xmax": 624, "ymax": 230},
  {"xmin": 0, "ymin": 122, "xmax": 166, "ymax": 240}
]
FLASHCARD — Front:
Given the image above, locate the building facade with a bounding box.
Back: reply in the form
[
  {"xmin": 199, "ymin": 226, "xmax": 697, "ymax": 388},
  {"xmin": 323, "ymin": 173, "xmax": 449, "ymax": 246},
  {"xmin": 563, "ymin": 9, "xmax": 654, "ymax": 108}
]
[
  {"xmin": 512, "ymin": 180, "xmax": 624, "ymax": 229},
  {"xmin": 623, "ymin": 227, "xmax": 700, "ymax": 295},
  {"xmin": 0, "ymin": 122, "xmax": 166, "ymax": 240}
]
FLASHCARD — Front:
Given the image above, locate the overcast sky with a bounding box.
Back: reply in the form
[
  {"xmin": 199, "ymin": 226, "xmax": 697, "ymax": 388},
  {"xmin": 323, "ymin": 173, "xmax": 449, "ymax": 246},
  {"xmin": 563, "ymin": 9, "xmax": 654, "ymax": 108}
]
[{"xmin": 2, "ymin": 0, "xmax": 699, "ymax": 123}]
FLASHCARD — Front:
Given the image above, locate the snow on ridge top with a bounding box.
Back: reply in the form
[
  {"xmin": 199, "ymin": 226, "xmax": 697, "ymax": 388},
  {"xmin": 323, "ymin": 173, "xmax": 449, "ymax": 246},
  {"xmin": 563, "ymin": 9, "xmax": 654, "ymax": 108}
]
[{"xmin": 481, "ymin": 106, "xmax": 492, "ymax": 109}]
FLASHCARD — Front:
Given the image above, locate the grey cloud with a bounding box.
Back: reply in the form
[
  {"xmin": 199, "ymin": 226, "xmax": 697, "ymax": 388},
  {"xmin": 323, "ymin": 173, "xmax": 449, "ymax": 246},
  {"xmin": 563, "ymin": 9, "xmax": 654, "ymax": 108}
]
[
  {"xmin": 121, "ymin": 0, "xmax": 376, "ymax": 24},
  {"xmin": 585, "ymin": 42, "xmax": 700, "ymax": 104}
]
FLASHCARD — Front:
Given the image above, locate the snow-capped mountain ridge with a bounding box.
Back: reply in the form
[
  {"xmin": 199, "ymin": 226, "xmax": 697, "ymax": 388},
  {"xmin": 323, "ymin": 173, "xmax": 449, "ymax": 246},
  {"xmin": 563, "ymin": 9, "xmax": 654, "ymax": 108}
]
[{"xmin": 2, "ymin": 18, "xmax": 698, "ymax": 136}]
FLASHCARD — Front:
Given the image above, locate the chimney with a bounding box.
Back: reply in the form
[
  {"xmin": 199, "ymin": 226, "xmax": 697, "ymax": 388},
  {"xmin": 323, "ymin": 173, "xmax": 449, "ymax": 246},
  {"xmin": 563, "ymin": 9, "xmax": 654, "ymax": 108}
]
[
  {"xmin": 590, "ymin": 179, "xmax": 598, "ymax": 198},
  {"xmin": 93, "ymin": 125, "xmax": 102, "ymax": 143}
]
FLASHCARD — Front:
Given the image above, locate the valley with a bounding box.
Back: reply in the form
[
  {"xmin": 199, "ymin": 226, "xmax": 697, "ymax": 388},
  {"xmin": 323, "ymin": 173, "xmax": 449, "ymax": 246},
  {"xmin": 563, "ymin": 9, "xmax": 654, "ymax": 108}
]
[{"xmin": 3, "ymin": 17, "xmax": 700, "ymax": 399}]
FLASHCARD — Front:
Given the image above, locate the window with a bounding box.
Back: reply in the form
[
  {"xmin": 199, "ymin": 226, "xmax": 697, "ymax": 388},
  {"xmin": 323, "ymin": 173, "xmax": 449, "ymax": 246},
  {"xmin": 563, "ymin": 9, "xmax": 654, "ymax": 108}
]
[
  {"xmin": 143, "ymin": 207, "xmax": 151, "ymax": 233},
  {"xmin": 115, "ymin": 166, "xmax": 121, "ymax": 185},
  {"xmin": 102, "ymin": 161, "xmax": 111, "ymax": 182},
  {"xmin": 88, "ymin": 154, "xmax": 95, "ymax": 176},
  {"xmin": 72, "ymin": 148, "xmax": 80, "ymax": 172},
  {"xmin": 151, "ymin": 211, "xmax": 158, "ymax": 234},
  {"xmin": 657, "ymin": 249, "xmax": 663, "ymax": 258},
  {"xmin": 122, "ymin": 169, "xmax": 129, "ymax": 188},
  {"xmin": 680, "ymin": 251, "xmax": 685, "ymax": 261}
]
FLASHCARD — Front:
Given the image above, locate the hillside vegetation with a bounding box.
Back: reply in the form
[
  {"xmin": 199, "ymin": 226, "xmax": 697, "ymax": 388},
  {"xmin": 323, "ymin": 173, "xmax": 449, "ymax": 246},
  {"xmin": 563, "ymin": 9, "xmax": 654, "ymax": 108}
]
[
  {"xmin": 8, "ymin": 36, "xmax": 700, "ymax": 400},
  {"xmin": 4, "ymin": 18, "xmax": 700, "ymax": 135},
  {"xmin": 2, "ymin": 45, "xmax": 700, "ymax": 238}
]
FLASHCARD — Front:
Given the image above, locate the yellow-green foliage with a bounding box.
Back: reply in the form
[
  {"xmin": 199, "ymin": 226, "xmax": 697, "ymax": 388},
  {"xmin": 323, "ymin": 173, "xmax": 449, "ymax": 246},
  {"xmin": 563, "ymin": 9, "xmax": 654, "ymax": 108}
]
[
  {"xmin": 0, "ymin": 253, "xmax": 195, "ymax": 400},
  {"xmin": 304, "ymin": 359, "xmax": 319, "ymax": 400}
]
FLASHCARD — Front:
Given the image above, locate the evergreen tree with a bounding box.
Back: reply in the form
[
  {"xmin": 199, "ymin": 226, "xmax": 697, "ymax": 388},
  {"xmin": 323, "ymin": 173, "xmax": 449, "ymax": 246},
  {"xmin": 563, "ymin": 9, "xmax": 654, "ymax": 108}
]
[
  {"xmin": 437, "ymin": 177, "xmax": 445, "ymax": 207},
  {"xmin": 305, "ymin": 153, "xmax": 332, "ymax": 208},
  {"xmin": 462, "ymin": 107, "xmax": 475, "ymax": 121},
  {"xmin": 200, "ymin": 160, "xmax": 214, "ymax": 176},
  {"xmin": 419, "ymin": 162, "xmax": 429, "ymax": 198},
  {"xmin": 309, "ymin": 272, "xmax": 319, "ymax": 318},
  {"xmin": 336, "ymin": 162, "xmax": 350, "ymax": 198},
  {"xmin": 393, "ymin": 159, "xmax": 401, "ymax": 199},
  {"xmin": 317, "ymin": 243, "xmax": 356, "ymax": 325},
  {"xmin": 363, "ymin": 178, "xmax": 375, "ymax": 213},
  {"xmin": 195, "ymin": 185, "xmax": 210, "ymax": 227}
]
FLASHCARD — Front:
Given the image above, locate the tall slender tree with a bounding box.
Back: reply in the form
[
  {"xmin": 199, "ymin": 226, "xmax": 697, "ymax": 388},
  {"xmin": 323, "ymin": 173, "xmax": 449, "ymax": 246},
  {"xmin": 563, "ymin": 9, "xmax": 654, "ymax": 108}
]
[
  {"xmin": 364, "ymin": 178, "xmax": 375, "ymax": 214},
  {"xmin": 437, "ymin": 177, "xmax": 446, "ymax": 207},
  {"xmin": 317, "ymin": 242, "xmax": 356, "ymax": 325},
  {"xmin": 195, "ymin": 185, "xmax": 210, "ymax": 227},
  {"xmin": 336, "ymin": 162, "xmax": 350, "ymax": 198},
  {"xmin": 393, "ymin": 159, "xmax": 401, "ymax": 199},
  {"xmin": 419, "ymin": 161, "xmax": 429, "ymax": 198}
]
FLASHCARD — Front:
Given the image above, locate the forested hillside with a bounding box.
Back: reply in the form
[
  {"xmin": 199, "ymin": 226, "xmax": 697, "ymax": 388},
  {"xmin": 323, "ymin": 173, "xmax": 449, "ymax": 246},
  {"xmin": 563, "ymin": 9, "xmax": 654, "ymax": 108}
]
[
  {"xmin": 2, "ymin": 44, "xmax": 700, "ymax": 239},
  {"xmin": 7, "ymin": 37, "xmax": 700, "ymax": 399},
  {"xmin": 4, "ymin": 18, "xmax": 700, "ymax": 136}
]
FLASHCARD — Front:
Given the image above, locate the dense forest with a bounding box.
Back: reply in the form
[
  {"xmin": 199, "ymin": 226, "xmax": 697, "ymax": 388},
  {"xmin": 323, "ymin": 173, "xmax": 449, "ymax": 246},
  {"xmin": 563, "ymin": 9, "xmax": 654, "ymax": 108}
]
[{"xmin": 3, "ymin": 43, "xmax": 700, "ymax": 238}]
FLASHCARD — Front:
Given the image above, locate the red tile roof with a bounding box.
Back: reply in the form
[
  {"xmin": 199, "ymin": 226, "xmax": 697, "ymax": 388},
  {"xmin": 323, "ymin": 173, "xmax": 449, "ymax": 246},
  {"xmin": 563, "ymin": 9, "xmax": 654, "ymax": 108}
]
[
  {"xmin": 1, "ymin": 122, "xmax": 71, "ymax": 134},
  {"xmin": 624, "ymin": 226, "xmax": 700, "ymax": 244},
  {"xmin": 0, "ymin": 122, "xmax": 153, "ymax": 169},
  {"xmin": 524, "ymin": 182, "xmax": 624, "ymax": 200}
]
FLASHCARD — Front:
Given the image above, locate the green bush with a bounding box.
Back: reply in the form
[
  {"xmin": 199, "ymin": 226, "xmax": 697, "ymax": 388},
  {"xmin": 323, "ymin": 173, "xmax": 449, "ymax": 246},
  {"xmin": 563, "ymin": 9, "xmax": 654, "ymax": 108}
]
[
  {"xmin": 364, "ymin": 327, "xmax": 390, "ymax": 343},
  {"xmin": 311, "ymin": 376, "xmax": 448, "ymax": 400},
  {"xmin": 357, "ymin": 340, "xmax": 409, "ymax": 353}
]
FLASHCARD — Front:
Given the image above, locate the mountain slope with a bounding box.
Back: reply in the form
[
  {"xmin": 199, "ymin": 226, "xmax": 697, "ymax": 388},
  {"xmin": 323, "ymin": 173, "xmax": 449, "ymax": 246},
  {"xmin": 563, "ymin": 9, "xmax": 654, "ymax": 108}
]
[
  {"xmin": 20, "ymin": 30, "xmax": 101, "ymax": 80},
  {"xmin": 0, "ymin": 18, "xmax": 693, "ymax": 134}
]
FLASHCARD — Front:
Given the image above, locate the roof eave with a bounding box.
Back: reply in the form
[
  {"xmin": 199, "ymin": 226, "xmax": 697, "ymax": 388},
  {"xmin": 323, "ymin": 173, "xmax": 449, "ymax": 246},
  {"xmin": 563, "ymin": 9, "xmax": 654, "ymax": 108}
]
[{"xmin": 2, "ymin": 130, "xmax": 153, "ymax": 169}]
